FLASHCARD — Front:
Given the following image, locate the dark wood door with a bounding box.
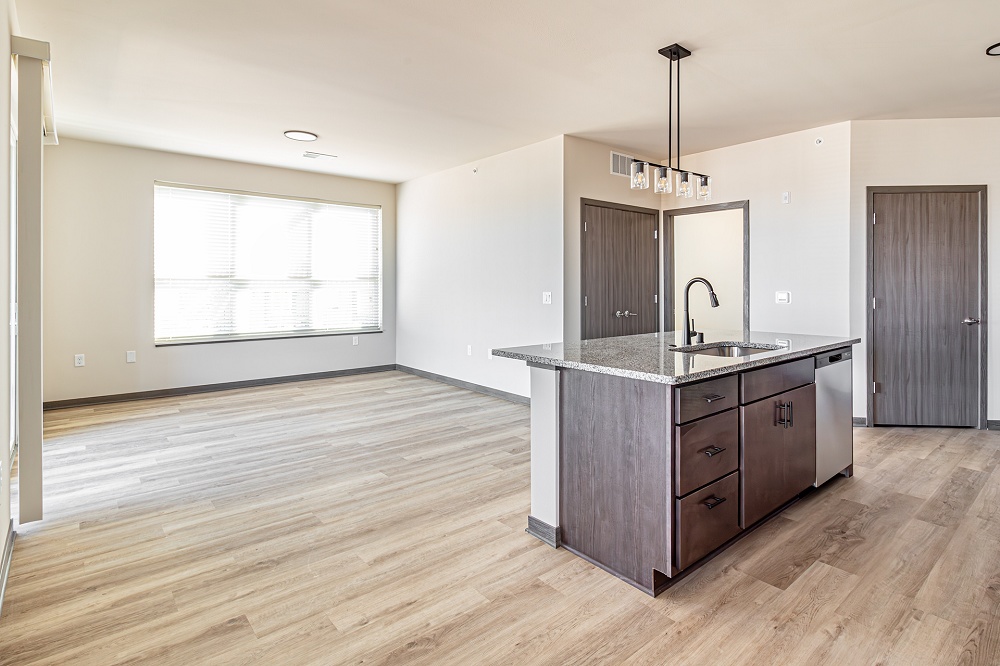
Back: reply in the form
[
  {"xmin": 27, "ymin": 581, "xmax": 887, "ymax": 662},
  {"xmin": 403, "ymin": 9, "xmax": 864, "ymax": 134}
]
[
  {"xmin": 872, "ymin": 192, "xmax": 981, "ymax": 427},
  {"xmin": 740, "ymin": 383, "xmax": 816, "ymax": 528},
  {"xmin": 581, "ymin": 201, "xmax": 659, "ymax": 339}
]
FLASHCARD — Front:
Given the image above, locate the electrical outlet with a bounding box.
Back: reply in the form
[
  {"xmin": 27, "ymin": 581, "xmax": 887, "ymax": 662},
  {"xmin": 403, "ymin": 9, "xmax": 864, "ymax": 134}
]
[
  {"xmin": 467, "ymin": 345, "xmax": 472, "ymax": 356},
  {"xmin": 74, "ymin": 354, "xmax": 85, "ymax": 367},
  {"xmin": 487, "ymin": 348, "xmax": 493, "ymax": 360},
  {"xmin": 776, "ymin": 338, "xmax": 791, "ymax": 348},
  {"xmin": 775, "ymin": 291, "xmax": 791, "ymax": 304},
  {"xmin": 542, "ymin": 291, "xmax": 552, "ymax": 305},
  {"xmin": 781, "ymin": 192, "xmax": 791, "ymax": 204},
  {"xmin": 352, "ymin": 336, "xmax": 359, "ymax": 346},
  {"xmin": 126, "ymin": 351, "xmax": 136, "ymax": 363}
]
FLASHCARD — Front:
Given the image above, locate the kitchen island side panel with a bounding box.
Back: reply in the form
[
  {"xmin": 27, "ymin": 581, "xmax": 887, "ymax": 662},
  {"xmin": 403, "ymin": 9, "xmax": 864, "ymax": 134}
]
[{"xmin": 559, "ymin": 368, "xmax": 671, "ymax": 591}]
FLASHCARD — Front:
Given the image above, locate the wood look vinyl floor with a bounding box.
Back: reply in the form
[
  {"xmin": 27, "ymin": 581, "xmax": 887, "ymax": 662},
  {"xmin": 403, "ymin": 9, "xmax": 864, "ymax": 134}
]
[{"xmin": 1, "ymin": 370, "xmax": 999, "ymax": 665}]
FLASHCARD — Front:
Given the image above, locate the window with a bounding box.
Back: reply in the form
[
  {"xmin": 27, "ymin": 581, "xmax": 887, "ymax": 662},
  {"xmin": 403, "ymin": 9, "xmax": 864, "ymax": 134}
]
[{"xmin": 153, "ymin": 183, "xmax": 382, "ymax": 344}]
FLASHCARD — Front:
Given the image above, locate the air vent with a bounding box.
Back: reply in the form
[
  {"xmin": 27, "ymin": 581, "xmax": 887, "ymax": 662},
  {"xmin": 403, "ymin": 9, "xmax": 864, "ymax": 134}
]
[{"xmin": 610, "ymin": 151, "xmax": 634, "ymax": 177}]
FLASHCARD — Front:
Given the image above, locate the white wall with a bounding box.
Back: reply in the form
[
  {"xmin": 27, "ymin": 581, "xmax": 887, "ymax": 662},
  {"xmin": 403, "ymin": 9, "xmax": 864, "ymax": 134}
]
[
  {"xmin": 672, "ymin": 208, "xmax": 744, "ymax": 331},
  {"xmin": 1, "ymin": 0, "xmax": 15, "ymax": 552},
  {"xmin": 42, "ymin": 138, "xmax": 397, "ymax": 402},
  {"xmin": 395, "ymin": 136, "xmax": 563, "ymax": 398},
  {"xmin": 563, "ymin": 135, "xmax": 662, "ymax": 341},
  {"xmin": 850, "ymin": 118, "xmax": 1000, "ymax": 420},
  {"xmin": 666, "ymin": 122, "xmax": 853, "ymax": 340}
]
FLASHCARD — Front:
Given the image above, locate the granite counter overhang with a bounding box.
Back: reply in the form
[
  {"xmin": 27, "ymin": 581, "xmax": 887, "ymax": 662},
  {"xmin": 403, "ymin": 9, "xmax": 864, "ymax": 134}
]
[{"xmin": 493, "ymin": 330, "xmax": 861, "ymax": 386}]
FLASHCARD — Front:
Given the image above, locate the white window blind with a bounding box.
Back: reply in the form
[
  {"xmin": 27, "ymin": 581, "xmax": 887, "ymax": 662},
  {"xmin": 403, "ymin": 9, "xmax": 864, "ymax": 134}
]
[{"xmin": 154, "ymin": 183, "xmax": 382, "ymax": 344}]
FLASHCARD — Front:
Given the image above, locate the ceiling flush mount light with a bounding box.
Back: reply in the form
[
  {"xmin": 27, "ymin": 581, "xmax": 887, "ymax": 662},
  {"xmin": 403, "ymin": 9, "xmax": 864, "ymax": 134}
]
[
  {"xmin": 629, "ymin": 43, "xmax": 712, "ymax": 200},
  {"xmin": 284, "ymin": 130, "xmax": 318, "ymax": 142},
  {"xmin": 988, "ymin": 42, "xmax": 1000, "ymax": 56}
]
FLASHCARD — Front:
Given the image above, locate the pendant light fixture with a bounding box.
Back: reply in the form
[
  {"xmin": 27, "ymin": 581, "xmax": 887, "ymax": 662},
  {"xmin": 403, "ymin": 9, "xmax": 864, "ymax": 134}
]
[{"xmin": 630, "ymin": 43, "xmax": 711, "ymax": 200}]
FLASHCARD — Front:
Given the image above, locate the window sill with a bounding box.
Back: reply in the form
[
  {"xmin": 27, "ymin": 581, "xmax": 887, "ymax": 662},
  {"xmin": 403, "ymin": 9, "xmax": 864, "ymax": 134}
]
[{"xmin": 154, "ymin": 329, "xmax": 383, "ymax": 347}]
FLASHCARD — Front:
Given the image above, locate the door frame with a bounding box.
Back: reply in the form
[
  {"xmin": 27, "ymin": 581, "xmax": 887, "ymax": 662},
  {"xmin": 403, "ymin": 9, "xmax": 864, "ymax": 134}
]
[
  {"xmin": 662, "ymin": 200, "xmax": 750, "ymax": 336},
  {"xmin": 865, "ymin": 185, "xmax": 988, "ymax": 429},
  {"xmin": 580, "ymin": 198, "xmax": 660, "ymax": 339}
]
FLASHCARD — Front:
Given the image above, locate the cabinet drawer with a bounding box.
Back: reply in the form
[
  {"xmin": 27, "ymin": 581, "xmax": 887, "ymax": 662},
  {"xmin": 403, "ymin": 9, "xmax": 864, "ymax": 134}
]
[
  {"xmin": 675, "ymin": 409, "xmax": 739, "ymax": 497},
  {"xmin": 740, "ymin": 358, "xmax": 814, "ymax": 404},
  {"xmin": 674, "ymin": 375, "xmax": 738, "ymax": 424},
  {"xmin": 675, "ymin": 471, "xmax": 741, "ymax": 570}
]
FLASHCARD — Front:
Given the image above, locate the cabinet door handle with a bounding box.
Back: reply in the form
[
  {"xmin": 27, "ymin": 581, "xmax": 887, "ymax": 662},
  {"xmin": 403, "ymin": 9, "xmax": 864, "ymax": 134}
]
[
  {"xmin": 775, "ymin": 402, "xmax": 790, "ymax": 428},
  {"xmin": 703, "ymin": 446, "xmax": 726, "ymax": 457},
  {"xmin": 703, "ymin": 394, "xmax": 725, "ymax": 403},
  {"xmin": 703, "ymin": 496, "xmax": 727, "ymax": 509},
  {"xmin": 788, "ymin": 400, "xmax": 794, "ymax": 428}
]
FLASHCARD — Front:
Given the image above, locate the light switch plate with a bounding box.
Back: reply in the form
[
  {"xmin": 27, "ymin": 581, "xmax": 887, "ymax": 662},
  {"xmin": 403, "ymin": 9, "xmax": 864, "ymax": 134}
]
[
  {"xmin": 781, "ymin": 192, "xmax": 791, "ymax": 204},
  {"xmin": 126, "ymin": 351, "xmax": 136, "ymax": 363},
  {"xmin": 775, "ymin": 291, "xmax": 791, "ymax": 304},
  {"xmin": 542, "ymin": 291, "xmax": 552, "ymax": 305},
  {"xmin": 352, "ymin": 336, "xmax": 359, "ymax": 346}
]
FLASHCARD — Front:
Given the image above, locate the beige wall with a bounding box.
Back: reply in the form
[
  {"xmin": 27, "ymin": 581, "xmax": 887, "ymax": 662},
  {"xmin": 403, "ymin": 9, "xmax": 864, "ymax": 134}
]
[
  {"xmin": 42, "ymin": 138, "xmax": 397, "ymax": 402},
  {"xmin": 672, "ymin": 208, "xmax": 744, "ymax": 331},
  {"xmin": 1, "ymin": 0, "xmax": 14, "ymax": 552},
  {"xmin": 850, "ymin": 118, "xmax": 1000, "ymax": 421},
  {"xmin": 395, "ymin": 136, "xmax": 563, "ymax": 398},
  {"xmin": 563, "ymin": 135, "xmax": 662, "ymax": 341},
  {"xmin": 666, "ymin": 122, "xmax": 853, "ymax": 339}
]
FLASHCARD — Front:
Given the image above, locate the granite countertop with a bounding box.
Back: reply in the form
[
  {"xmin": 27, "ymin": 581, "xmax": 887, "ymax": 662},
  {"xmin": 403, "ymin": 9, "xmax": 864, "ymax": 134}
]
[{"xmin": 492, "ymin": 330, "xmax": 861, "ymax": 385}]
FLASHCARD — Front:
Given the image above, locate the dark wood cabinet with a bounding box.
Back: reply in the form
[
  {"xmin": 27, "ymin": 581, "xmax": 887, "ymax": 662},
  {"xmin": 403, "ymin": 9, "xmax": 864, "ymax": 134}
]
[
  {"xmin": 559, "ymin": 355, "xmax": 822, "ymax": 596},
  {"xmin": 740, "ymin": 382, "xmax": 817, "ymax": 528}
]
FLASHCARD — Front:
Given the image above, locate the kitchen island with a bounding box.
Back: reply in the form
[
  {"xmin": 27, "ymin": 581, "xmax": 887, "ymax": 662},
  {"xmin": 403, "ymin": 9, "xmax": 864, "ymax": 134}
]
[{"xmin": 494, "ymin": 330, "xmax": 860, "ymax": 595}]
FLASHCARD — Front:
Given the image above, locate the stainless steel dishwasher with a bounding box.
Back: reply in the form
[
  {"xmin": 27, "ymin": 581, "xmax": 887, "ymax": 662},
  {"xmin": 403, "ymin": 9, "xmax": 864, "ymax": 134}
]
[{"xmin": 814, "ymin": 347, "xmax": 854, "ymax": 487}]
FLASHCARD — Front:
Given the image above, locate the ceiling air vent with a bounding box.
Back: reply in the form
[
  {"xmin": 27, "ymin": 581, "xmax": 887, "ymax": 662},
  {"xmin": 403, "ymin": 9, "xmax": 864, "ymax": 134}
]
[{"xmin": 610, "ymin": 151, "xmax": 634, "ymax": 177}]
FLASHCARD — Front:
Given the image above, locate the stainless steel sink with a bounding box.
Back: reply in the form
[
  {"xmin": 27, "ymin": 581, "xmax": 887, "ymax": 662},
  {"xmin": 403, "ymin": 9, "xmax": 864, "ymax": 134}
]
[
  {"xmin": 672, "ymin": 342, "xmax": 782, "ymax": 357},
  {"xmin": 688, "ymin": 345, "xmax": 771, "ymax": 357}
]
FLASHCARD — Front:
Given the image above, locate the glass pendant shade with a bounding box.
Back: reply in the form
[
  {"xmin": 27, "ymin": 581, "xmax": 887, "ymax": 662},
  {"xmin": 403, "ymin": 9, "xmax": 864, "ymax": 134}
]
[
  {"xmin": 697, "ymin": 176, "xmax": 712, "ymax": 200},
  {"xmin": 630, "ymin": 161, "xmax": 649, "ymax": 190},
  {"xmin": 654, "ymin": 166, "xmax": 673, "ymax": 193},
  {"xmin": 677, "ymin": 172, "xmax": 694, "ymax": 198}
]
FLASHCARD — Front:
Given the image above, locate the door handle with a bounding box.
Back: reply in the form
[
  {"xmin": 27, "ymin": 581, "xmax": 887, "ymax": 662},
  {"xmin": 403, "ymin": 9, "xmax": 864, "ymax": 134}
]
[
  {"xmin": 615, "ymin": 310, "xmax": 623, "ymax": 318},
  {"xmin": 623, "ymin": 310, "xmax": 638, "ymax": 317},
  {"xmin": 962, "ymin": 317, "xmax": 981, "ymax": 325}
]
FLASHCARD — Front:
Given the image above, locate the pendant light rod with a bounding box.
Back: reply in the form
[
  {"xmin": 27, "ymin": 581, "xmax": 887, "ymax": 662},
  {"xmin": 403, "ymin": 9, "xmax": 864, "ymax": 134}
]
[{"xmin": 631, "ymin": 43, "xmax": 711, "ymax": 200}]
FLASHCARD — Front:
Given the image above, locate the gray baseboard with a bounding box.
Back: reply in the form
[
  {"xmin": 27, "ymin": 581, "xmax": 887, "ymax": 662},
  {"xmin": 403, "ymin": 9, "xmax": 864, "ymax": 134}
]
[
  {"xmin": 988, "ymin": 420, "xmax": 1000, "ymax": 431},
  {"xmin": 852, "ymin": 417, "xmax": 868, "ymax": 427},
  {"xmin": 395, "ymin": 365, "xmax": 529, "ymax": 405},
  {"xmin": 43, "ymin": 365, "xmax": 397, "ymax": 411},
  {"xmin": 526, "ymin": 515, "xmax": 560, "ymax": 548},
  {"xmin": 0, "ymin": 522, "xmax": 15, "ymax": 615}
]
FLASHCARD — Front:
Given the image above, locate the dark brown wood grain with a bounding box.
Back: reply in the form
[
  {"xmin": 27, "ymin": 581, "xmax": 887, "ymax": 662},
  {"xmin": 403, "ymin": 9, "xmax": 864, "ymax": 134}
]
[
  {"xmin": 739, "ymin": 357, "xmax": 814, "ymax": 405},
  {"xmin": 674, "ymin": 471, "xmax": 741, "ymax": 570},
  {"xmin": 673, "ymin": 375, "xmax": 738, "ymax": 424},
  {"xmin": 581, "ymin": 200, "xmax": 659, "ymax": 340},
  {"xmin": 559, "ymin": 368, "xmax": 671, "ymax": 593},
  {"xmin": 674, "ymin": 408, "xmax": 739, "ymax": 497},
  {"xmin": 740, "ymin": 383, "xmax": 817, "ymax": 528},
  {"xmin": 871, "ymin": 191, "xmax": 981, "ymax": 427}
]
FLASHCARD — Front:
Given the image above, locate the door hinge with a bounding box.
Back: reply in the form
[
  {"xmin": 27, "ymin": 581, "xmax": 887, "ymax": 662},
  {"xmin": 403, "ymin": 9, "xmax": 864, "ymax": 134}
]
[
  {"xmin": 654, "ymin": 229, "xmax": 658, "ymax": 240},
  {"xmin": 654, "ymin": 294, "xmax": 658, "ymax": 303},
  {"xmin": 873, "ymin": 212, "xmax": 876, "ymax": 225},
  {"xmin": 872, "ymin": 297, "xmax": 876, "ymax": 310},
  {"xmin": 584, "ymin": 296, "xmax": 588, "ymax": 307},
  {"xmin": 873, "ymin": 381, "xmax": 877, "ymax": 394},
  {"xmin": 584, "ymin": 221, "xmax": 587, "ymax": 232}
]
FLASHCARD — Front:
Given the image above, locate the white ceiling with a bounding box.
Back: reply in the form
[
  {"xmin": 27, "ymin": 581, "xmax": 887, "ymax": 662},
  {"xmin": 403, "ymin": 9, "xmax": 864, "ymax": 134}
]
[{"xmin": 16, "ymin": 0, "xmax": 1000, "ymax": 183}]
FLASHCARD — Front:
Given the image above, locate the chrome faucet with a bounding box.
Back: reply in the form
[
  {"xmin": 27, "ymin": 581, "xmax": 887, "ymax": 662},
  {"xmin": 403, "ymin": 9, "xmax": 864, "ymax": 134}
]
[{"xmin": 683, "ymin": 277, "xmax": 720, "ymax": 345}]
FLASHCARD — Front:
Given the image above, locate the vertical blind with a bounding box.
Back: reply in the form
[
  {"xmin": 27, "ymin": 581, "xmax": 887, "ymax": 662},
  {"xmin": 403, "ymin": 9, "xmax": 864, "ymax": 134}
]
[{"xmin": 153, "ymin": 183, "xmax": 382, "ymax": 344}]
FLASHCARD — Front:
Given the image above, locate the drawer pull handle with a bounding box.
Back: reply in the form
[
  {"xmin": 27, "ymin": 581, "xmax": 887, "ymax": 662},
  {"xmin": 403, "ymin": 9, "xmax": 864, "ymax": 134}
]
[
  {"xmin": 703, "ymin": 446, "xmax": 726, "ymax": 457},
  {"xmin": 703, "ymin": 394, "xmax": 726, "ymax": 403},
  {"xmin": 703, "ymin": 496, "xmax": 727, "ymax": 509}
]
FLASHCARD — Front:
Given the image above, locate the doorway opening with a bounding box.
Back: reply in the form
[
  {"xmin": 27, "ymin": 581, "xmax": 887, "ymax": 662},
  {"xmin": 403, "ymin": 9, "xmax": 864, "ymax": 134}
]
[{"xmin": 663, "ymin": 201, "xmax": 750, "ymax": 336}]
